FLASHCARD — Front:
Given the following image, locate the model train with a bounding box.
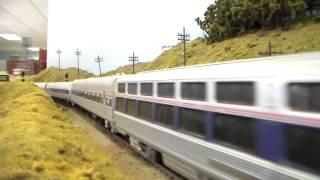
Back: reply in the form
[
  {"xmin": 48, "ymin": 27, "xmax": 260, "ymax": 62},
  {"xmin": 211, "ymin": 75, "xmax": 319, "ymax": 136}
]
[
  {"xmin": 35, "ymin": 52, "xmax": 320, "ymax": 180},
  {"xmin": 0, "ymin": 73, "xmax": 10, "ymax": 82}
]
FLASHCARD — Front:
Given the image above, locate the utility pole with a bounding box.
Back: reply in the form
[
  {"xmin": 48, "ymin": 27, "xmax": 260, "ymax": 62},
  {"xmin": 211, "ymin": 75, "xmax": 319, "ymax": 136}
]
[
  {"xmin": 21, "ymin": 71, "xmax": 25, "ymax": 82},
  {"xmin": 95, "ymin": 55, "xmax": 103, "ymax": 77},
  {"xmin": 56, "ymin": 49, "xmax": 62, "ymax": 70},
  {"xmin": 259, "ymin": 42, "xmax": 282, "ymax": 56},
  {"xmin": 129, "ymin": 52, "xmax": 139, "ymax": 74},
  {"xmin": 75, "ymin": 48, "xmax": 81, "ymax": 75},
  {"xmin": 177, "ymin": 27, "xmax": 190, "ymax": 66}
]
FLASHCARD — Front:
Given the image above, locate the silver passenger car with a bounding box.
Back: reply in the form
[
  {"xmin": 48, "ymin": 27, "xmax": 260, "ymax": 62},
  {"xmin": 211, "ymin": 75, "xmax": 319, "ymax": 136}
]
[
  {"xmin": 38, "ymin": 52, "xmax": 320, "ymax": 180},
  {"xmin": 112, "ymin": 52, "xmax": 320, "ymax": 179},
  {"xmin": 45, "ymin": 82, "xmax": 72, "ymax": 101},
  {"xmin": 70, "ymin": 77, "xmax": 118, "ymax": 127}
]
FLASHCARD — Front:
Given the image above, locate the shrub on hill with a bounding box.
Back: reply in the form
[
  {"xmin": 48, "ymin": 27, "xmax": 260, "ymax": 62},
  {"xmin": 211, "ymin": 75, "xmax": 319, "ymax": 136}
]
[{"xmin": 196, "ymin": 0, "xmax": 315, "ymax": 43}]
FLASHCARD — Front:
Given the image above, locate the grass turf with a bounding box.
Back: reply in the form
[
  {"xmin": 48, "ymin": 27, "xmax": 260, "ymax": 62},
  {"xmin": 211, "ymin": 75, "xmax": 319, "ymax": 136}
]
[
  {"xmin": 33, "ymin": 67, "xmax": 94, "ymax": 82},
  {"xmin": 0, "ymin": 82, "xmax": 121, "ymax": 179},
  {"xmin": 103, "ymin": 22, "xmax": 320, "ymax": 76}
]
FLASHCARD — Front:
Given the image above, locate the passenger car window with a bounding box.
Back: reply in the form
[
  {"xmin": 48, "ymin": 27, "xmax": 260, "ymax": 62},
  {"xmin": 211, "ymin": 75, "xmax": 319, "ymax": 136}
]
[
  {"xmin": 116, "ymin": 97, "xmax": 126, "ymax": 112},
  {"xmin": 181, "ymin": 82, "xmax": 206, "ymax": 101},
  {"xmin": 216, "ymin": 82, "xmax": 254, "ymax": 105},
  {"xmin": 156, "ymin": 104, "xmax": 174, "ymax": 127},
  {"xmin": 118, "ymin": 83, "xmax": 126, "ymax": 93},
  {"xmin": 179, "ymin": 108, "xmax": 206, "ymax": 137},
  {"xmin": 214, "ymin": 113, "xmax": 256, "ymax": 152},
  {"xmin": 288, "ymin": 83, "xmax": 320, "ymax": 113},
  {"xmin": 127, "ymin": 99, "xmax": 137, "ymax": 115},
  {"xmin": 287, "ymin": 125, "xmax": 320, "ymax": 173},
  {"xmin": 141, "ymin": 83, "xmax": 153, "ymax": 96},
  {"xmin": 138, "ymin": 101, "xmax": 152, "ymax": 121},
  {"xmin": 158, "ymin": 83, "xmax": 174, "ymax": 98},
  {"xmin": 128, "ymin": 83, "xmax": 137, "ymax": 94}
]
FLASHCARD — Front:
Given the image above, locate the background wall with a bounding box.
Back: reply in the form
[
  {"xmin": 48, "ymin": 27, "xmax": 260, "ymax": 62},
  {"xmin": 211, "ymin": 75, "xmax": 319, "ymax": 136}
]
[
  {"xmin": 0, "ymin": 60, "xmax": 6, "ymax": 71},
  {"xmin": 47, "ymin": 0, "xmax": 211, "ymax": 75},
  {"xmin": 0, "ymin": 50, "xmax": 39, "ymax": 60},
  {"xmin": 0, "ymin": 50, "xmax": 39, "ymax": 71}
]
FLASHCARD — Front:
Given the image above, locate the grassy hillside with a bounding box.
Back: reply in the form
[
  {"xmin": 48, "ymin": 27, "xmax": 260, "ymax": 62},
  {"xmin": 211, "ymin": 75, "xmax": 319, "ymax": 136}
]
[
  {"xmin": 104, "ymin": 22, "xmax": 320, "ymax": 76},
  {"xmin": 33, "ymin": 67, "xmax": 94, "ymax": 82},
  {"xmin": 0, "ymin": 82, "xmax": 121, "ymax": 179}
]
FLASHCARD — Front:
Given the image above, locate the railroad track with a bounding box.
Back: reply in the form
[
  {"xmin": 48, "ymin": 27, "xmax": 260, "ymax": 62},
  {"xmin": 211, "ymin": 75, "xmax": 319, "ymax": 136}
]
[{"xmin": 59, "ymin": 102, "xmax": 185, "ymax": 180}]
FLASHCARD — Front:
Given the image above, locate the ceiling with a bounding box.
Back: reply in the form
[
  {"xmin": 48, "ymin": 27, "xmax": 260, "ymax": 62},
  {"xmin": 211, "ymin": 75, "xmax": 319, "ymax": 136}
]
[{"xmin": 0, "ymin": 0, "xmax": 47, "ymax": 51}]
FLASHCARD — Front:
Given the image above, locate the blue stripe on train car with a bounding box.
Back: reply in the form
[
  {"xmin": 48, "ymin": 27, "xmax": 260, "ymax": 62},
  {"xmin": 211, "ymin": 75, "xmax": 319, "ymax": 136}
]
[
  {"xmin": 206, "ymin": 112, "xmax": 214, "ymax": 141},
  {"xmin": 135, "ymin": 100, "xmax": 139, "ymax": 116},
  {"xmin": 125, "ymin": 98, "xmax": 128, "ymax": 112},
  {"xmin": 173, "ymin": 106, "xmax": 180, "ymax": 130},
  {"xmin": 152, "ymin": 103, "xmax": 156, "ymax": 123},
  {"xmin": 257, "ymin": 119, "xmax": 286, "ymax": 162}
]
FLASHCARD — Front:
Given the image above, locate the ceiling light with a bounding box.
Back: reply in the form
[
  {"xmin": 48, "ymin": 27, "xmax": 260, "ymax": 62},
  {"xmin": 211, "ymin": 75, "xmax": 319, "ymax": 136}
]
[
  {"xmin": 0, "ymin": 34, "xmax": 21, "ymax": 41},
  {"xmin": 27, "ymin": 47, "xmax": 40, "ymax": 51}
]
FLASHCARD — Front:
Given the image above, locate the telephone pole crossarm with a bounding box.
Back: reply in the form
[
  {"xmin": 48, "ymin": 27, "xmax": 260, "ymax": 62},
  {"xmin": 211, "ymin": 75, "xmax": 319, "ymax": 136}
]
[
  {"xmin": 56, "ymin": 49, "xmax": 62, "ymax": 70},
  {"xmin": 95, "ymin": 55, "xmax": 103, "ymax": 77},
  {"xmin": 177, "ymin": 27, "xmax": 190, "ymax": 66},
  {"xmin": 75, "ymin": 48, "xmax": 81, "ymax": 75},
  {"xmin": 258, "ymin": 42, "xmax": 282, "ymax": 56},
  {"xmin": 129, "ymin": 52, "xmax": 139, "ymax": 74}
]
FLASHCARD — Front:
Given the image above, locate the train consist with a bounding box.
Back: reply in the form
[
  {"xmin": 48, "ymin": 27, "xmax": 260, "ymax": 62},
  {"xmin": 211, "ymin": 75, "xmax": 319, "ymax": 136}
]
[
  {"xmin": 0, "ymin": 73, "xmax": 10, "ymax": 82},
  {"xmin": 35, "ymin": 52, "xmax": 320, "ymax": 180}
]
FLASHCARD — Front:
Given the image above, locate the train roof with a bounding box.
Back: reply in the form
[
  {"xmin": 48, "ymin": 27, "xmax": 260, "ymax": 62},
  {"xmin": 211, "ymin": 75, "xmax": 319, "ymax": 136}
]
[
  {"xmin": 46, "ymin": 82, "xmax": 72, "ymax": 89},
  {"xmin": 72, "ymin": 76, "xmax": 120, "ymax": 95},
  {"xmin": 73, "ymin": 76, "xmax": 119, "ymax": 87},
  {"xmin": 117, "ymin": 52, "xmax": 320, "ymax": 82},
  {"xmin": 34, "ymin": 82, "xmax": 46, "ymax": 89},
  {"xmin": 0, "ymin": 71, "xmax": 9, "ymax": 75}
]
